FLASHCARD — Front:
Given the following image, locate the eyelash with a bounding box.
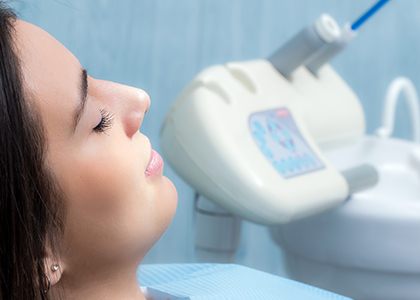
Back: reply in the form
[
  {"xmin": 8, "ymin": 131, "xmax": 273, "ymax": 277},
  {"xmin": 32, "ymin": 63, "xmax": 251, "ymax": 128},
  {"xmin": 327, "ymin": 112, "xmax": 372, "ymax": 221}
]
[{"xmin": 93, "ymin": 109, "xmax": 114, "ymax": 133}]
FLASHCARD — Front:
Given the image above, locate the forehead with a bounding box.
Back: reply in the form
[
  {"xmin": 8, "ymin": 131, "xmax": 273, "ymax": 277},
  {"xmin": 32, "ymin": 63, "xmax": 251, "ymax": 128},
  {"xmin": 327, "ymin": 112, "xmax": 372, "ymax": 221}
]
[{"xmin": 13, "ymin": 20, "xmax": 81, "ymax": 140}]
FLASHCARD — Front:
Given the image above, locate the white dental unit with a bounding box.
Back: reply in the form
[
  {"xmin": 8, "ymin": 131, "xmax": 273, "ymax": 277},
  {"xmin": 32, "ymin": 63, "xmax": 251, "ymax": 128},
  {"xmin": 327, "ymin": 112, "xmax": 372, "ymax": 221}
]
[
  {"xmin": 161, "ymin": 1, "xmax": 420, "ymax": 299},
  {"xmin": 161, "ymin": 15, "xmax": 376, "ymax": 224}
]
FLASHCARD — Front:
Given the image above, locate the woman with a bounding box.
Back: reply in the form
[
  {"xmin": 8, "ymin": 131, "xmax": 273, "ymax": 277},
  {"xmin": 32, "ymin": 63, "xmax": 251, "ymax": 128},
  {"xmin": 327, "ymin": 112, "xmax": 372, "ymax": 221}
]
[{"xmin": 0, "ymin": 2, "xmax": 177, "ymax": 299}]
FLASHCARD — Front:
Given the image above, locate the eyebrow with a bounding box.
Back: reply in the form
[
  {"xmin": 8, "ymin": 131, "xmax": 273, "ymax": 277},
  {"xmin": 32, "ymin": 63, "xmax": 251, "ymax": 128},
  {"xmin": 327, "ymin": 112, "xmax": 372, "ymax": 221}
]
[{"xmin": 73, "ymin": 68, "xmax": 88, "ymax": 132}]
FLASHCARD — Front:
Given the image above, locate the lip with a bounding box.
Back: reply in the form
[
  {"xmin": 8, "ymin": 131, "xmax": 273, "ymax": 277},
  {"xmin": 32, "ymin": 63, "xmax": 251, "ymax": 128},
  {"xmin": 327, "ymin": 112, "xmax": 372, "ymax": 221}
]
[{"xmin": 145, "ymin": 149, "xmax": 164, "ymax": 177}]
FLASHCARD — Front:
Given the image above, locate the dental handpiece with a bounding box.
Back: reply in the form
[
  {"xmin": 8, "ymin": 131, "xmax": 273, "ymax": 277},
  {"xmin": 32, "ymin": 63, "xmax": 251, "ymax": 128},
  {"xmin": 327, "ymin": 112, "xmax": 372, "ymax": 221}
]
[
  {"xmin": 269, "ymin": 0, "xmax": 392, "ymax": 77},
  {"xmin": 306, "ymin": 0, "xmax": 392, "ymax": 74},
  {"xmin": 269, "ymin": 13, "xmax": 341, "ymax": 78}
]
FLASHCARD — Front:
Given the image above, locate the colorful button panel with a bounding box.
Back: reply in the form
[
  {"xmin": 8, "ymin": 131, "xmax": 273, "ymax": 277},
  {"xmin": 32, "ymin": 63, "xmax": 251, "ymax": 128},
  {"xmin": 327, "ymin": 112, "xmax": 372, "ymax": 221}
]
[{"xmin": 249, "ymin": 108, "xmax": 324, "ymax": 179}]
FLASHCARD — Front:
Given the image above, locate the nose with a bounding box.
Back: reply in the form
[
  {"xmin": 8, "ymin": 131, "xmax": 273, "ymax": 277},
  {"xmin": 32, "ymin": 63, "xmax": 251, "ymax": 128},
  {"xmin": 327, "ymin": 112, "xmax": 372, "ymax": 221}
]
[
  {"xmin": 93, "ymin": 79, "xmax": 151, "ymax": 138},
  {"xmin": 122, "ymin": 87, "xmax": 150, "ymax": 139}
]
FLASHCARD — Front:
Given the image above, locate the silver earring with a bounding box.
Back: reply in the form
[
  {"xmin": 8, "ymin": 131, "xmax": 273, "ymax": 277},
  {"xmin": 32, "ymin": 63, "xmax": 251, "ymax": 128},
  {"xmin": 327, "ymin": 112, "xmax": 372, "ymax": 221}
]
[{"xmin": 50, "ymin": 264, "xmax": 60, "ymax": 272}]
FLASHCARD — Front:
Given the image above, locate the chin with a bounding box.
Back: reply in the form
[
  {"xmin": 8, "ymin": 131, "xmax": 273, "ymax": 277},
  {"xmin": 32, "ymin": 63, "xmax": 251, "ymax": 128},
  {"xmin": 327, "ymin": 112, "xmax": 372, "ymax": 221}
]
[
  {"xmin": 161, "ymin": 176, "xmax": 178, "ymax": 223},
  {"xmin": 131, "ymin": 177, "xmax": 177, "ymax": 260}
]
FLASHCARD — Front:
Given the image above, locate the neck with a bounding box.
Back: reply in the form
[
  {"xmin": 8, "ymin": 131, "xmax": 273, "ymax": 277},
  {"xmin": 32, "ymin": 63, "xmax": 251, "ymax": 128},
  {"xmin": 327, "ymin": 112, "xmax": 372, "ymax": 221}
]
[{"xmin": 51, "ymin": 264, "xmax": 146, "ymax": 300}]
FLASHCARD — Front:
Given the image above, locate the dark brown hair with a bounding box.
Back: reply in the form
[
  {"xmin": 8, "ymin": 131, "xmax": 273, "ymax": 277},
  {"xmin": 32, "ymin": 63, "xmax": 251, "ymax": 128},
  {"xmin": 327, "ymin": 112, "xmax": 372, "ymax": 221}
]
[{"xmin": 0, "ymin": 2, "xmax": 64, "ymax": 299}]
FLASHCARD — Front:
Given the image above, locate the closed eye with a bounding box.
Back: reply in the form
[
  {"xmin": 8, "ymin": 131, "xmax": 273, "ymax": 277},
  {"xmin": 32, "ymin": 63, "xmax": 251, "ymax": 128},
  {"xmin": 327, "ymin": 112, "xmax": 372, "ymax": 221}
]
[{"xmin": 93, "ymin": 109, "xmax": 114, "ymax": 133}]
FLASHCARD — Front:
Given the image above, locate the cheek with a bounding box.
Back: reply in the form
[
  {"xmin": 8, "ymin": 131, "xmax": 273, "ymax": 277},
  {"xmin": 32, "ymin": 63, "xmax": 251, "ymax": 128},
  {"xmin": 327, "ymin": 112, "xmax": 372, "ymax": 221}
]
[
  {"xmin": 55, "ymin": 135, "xmax": 177, "ymax": 261},
  {"xmin": 83, "ymin": 153, "xmax": 136, "ymax": 206},
  {"xmin": 66, "ymin": 139, "xmax": 146, "ymax": 217},
  {"xmin": 65, "ymin": 157, "xmax": 128, "ymax": 210}
]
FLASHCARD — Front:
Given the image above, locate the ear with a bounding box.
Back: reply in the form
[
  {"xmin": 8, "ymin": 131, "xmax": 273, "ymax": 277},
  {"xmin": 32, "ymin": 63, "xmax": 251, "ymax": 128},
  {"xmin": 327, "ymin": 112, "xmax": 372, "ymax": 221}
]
[{"xmin": 43, "ymin": 252, "xmax": 64, "ymax": 287}]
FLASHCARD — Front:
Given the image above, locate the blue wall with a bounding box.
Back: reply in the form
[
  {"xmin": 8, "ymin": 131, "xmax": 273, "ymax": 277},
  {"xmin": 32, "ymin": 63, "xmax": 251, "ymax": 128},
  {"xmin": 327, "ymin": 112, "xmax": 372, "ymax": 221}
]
[{"xmin": 13, "ymin": 0, "xmax": 420, "ymax": 275}]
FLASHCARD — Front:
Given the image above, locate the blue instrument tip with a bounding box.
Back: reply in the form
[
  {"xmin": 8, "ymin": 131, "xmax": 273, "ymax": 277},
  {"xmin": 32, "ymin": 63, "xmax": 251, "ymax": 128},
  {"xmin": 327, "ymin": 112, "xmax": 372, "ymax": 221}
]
[{"xmin": 351, "ymin": 0, "xmax": 391, "ymax": 31}]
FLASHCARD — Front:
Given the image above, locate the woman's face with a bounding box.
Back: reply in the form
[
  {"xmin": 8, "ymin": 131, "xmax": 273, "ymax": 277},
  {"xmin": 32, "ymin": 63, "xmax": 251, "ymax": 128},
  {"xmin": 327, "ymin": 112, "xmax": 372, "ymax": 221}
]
[{"xmin": 14, "ymin": 20, "xmax": 177, "ymax": 271}]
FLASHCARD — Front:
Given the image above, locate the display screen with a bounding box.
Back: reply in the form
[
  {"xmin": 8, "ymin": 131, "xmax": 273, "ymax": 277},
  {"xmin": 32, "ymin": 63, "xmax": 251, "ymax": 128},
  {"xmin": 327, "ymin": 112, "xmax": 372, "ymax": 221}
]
[{"xmin": 249, "ymin": 108, "xmax": 324, "ymax": 179}]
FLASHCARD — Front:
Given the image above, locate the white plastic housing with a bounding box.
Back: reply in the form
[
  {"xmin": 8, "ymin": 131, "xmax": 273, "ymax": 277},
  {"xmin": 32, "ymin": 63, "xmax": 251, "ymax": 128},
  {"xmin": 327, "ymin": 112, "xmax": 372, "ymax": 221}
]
[{"xmin": 160, "ymin": 60, "xmax": 365, "ymax": 224}]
